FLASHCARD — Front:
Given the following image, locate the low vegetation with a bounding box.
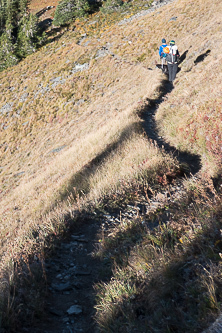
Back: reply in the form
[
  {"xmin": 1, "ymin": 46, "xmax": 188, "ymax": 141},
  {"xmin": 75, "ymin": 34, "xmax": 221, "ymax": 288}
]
[
  {"xmin": 53, "ymin": 0, "xmax": 91, "ymax": 27},
  {"xmin": 0, "ymin": 0, "xmax": 45, "ymax": 71},
  {"xmin": 94, "ymin": 173, "xmax": 222, "ymax": 331},
  {"xmin": 0, "ymin": 0, "xmax": 221, "ymax": 331}
]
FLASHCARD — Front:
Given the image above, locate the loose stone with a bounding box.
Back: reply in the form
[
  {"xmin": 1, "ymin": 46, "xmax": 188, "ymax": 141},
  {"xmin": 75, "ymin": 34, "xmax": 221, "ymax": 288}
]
[{"xmin": 67, "ymin": 305, "xmax": 83, "ymax": 315}]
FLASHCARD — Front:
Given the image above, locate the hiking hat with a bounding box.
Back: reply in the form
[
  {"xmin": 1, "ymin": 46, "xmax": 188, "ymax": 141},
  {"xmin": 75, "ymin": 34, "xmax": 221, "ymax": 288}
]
[
  {"xmin": 170, "ymin": 40, "xmax": 175, "ymax": 45},
  {"xmin": 162, "ymin": 38, "xmax": 166, "ymax": 43}
]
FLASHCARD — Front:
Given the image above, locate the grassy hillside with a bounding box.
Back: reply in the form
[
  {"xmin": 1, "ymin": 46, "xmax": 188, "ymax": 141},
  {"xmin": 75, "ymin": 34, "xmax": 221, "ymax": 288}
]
[
  {"xmin": 0, "ymin": 0, "xmax": 221, "ymax": 331},
  {"xmin": 29, "ymin": 0, "xmax": 60, "ymax": 15}
]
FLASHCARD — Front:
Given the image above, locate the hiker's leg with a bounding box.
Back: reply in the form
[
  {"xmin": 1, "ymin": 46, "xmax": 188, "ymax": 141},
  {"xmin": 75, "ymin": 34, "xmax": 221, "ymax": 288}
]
[
  {"xmin": 167, "ymin": 63, "xmax": 173, "ymax": 81},
  {"xmin": 172, "ymin": 64, "xmax": 178, "ymax": 81},
  {"xmin": 167, "ymin": 63, "xmax": 170, "ymax": 80},
  {"xmin": 163, "ymin": 58, "xmax": 167, "ymax": 73}
]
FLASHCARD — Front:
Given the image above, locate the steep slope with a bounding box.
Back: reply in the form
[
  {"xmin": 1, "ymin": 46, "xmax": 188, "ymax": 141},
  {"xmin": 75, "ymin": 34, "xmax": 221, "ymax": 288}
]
[{"xmin": 0, "ymin": 0, "xmax": 221, "ymax": 331}]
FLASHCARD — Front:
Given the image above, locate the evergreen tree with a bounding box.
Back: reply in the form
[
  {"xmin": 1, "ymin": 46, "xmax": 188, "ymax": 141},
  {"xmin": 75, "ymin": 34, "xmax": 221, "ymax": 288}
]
[
  {"xmin": 6, "ymin": 0, "xmax": 19, "ymax": 28},
  {"xmin": 19, "ymin": 0, "xmax": 29, "ymax": 15},
  {"xmin": 100, "ymin": 0, "xmax": 123, "ymax": 14},
  {"xmin": 0, "ymin": 0, "xmax": 43, "ymax": 70},
  {"xmin": 17, "ymin": 13, "xmax": 39, "ymax": 57},
  {"xmin": 0, "ymin": 0, "xmax": 7, "ymax": 31},
  {"xmin": 75, "ymin": 0, "xmax": 90, "ymax": 17},
  {"xmin": 0, "ymin": 28, "xmax": 18, "ymax": 70},
  {"xmin": 53, "ymin": 0, "xmax": 90, "ymax": 27}
]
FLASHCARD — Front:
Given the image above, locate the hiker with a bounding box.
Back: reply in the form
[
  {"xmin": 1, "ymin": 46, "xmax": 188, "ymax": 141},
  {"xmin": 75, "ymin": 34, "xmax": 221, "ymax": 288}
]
[
  {"xmin": 159, "ymin": 38, "xmax": 168, "ymax": 69},
  {"xmin": 166, "ymin": 40, "xmax": 180, "ymax": 83},
  {"xmin": 159, "ymin": 38, "xmax": 168, "ymax": 59}
]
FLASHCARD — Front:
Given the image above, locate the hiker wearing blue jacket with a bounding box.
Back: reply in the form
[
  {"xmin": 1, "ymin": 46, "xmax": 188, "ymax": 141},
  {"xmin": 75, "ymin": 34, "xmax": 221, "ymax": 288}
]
[
  {"xmin": 159, "ymin": 38, "xmax": 168, "ymax": 58},
  {"xmin": 159, "ymin": 38, "xmax": 168, "ymax": 71}
]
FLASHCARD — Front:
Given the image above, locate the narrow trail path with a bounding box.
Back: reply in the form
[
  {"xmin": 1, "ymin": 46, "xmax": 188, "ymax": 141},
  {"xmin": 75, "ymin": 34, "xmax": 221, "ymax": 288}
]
[
  {"xmin": 141, "ymin": 78, "xmax": 201, "ymax": 176},
  {"xmin": 30, "ymin": 76, "xmax": 202, "ymax": 333},
  {"xmin": 32, "ymin": 217, "xmax": 103, "ymax": 333},
  {"xmin": 29, "ymin": 1, "xmax": 203, "ymax": 332}
]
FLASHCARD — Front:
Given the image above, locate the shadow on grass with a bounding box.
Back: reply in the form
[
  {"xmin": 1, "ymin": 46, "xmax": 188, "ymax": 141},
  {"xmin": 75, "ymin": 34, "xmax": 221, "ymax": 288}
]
[
  {"xmin": 179, "ymin": 50, "xmax": 189, "ymax": 64},
  {"xmin": 55, "ymin": 122, "xmax": 142, "ymax": 204},
  {"xmin": 38, "ymin": 18, "xmax": 53, "ymax": 32},
  {"xmin": 1, "ymin": 71, "xmax": 204, "ymax": 332},
  {"xmin": 79, "ymin": 76, "xmax": 202, "ymax": 272},
  {"xmin": 194, "ymin": 50, "xmax": 211, "ymax": 65},
  {"xmin": 56, "ymin": 77, "xmax": 201, "ymax": 209},
  {"xmin": 43, "ymin": 26, "xmax": 68, "ymax": 45},
  {"xmin": 140, "ymin": 78, "xmax": 202, "ymax": 175},
  {"xmin": 95, "ymin": 206, "xmax": 172, "ymax": 269},
  {"xmin": 0, "ymin": 212, "xmax": 112, "ymax": 333},
  {"xmin": 95, "ymin": 199, "xmax": 222, "ymax": 333}
]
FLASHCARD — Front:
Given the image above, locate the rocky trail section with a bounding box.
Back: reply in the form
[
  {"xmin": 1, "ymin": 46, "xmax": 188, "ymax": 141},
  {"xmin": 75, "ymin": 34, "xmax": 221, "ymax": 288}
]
[
  {"xmin": 28, "ymin": 1, "xmax": 204, "ymax": 332},
  {"xmin": 141, "ymin": 79, "xmax": 201, "ymax": 176},
  {"xmin": 30, "ymin": 78, "xmax": 202, "ymax": 333},
  {"xmin": 30, "ymin": 184, "xmax": 190, "ymax": 333},
  {"xmin": 118, "ymin": 0, "xmax": 177, "ymax": 26},
  {"xmin": 31, "ymin": 218, "xmax": 102, "ymax": 333}
]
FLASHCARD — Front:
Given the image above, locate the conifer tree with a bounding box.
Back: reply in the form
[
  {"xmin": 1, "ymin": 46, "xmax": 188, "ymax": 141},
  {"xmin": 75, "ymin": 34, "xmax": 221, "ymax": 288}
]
[
  {"xmin": 53, "ymin": 0, "xmax": 90, "ymax": 27},
  {"xmin": 17, "ymin": 13, "xmax": 39, "ymax": 57},
  {"xmin": 19, "ymin": 0, "xmax": 29, "ymax": 15},
  {"xmin": 0, "ymin": 0, "xmax": 43, "ymax": 70},
  {"xmin": 0, "ymin": 0, "xmax": 7, "ymax": 31},
  {"xmin": 0, "ymin": 29, "xmax": 18, "ymax": 71}
]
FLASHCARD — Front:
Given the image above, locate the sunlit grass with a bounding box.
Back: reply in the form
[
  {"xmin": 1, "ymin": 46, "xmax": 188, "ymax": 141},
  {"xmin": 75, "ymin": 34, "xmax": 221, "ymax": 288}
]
[{"xmin": 0, "ymin": 0, "xmax": 222, "ymax": 330}]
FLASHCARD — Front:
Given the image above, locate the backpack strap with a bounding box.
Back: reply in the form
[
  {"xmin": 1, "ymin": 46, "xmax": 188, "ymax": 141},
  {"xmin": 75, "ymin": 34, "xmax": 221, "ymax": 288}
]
[{"xmin": 170, "ymin": 46, "xmax": 173, "ymax": 63}]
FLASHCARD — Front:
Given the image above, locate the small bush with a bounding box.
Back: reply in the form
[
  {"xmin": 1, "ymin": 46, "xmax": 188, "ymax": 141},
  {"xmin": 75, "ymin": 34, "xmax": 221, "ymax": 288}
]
[
  {"xmin": 53, "ymin": 0, "xmax": 90, "ymax": 26},
  {"xmin": 17, "ymin": 14, "xmax": 42, "ymax": 58},
  {"xmin": 0, "ymin": 31, "xmax": 19, "ymax": 71},
  {"xmin": 100, "ymin": 0, "xmax": 124, "ymax": 14},
  {"xmin": 0, "ymin": 1, "xmax": 44, "ymax": 71}
]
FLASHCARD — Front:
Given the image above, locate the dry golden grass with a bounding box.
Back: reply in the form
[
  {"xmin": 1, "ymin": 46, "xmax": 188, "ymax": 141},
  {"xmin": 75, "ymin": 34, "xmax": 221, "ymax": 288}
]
[
  {"xmin": 29, "ymin": 0, "xmax": 60, "ymax": 15},
  {"xmin": 0, "ymin": 36, "xmax": 171, "ymax": 268},
  {"xmin": 153, "ymin": 0, "xmax": 222, "ymax": 175},
  {"xmin": 0, "ymin": 0, "xmax": 220, "ymax": 276},
  {"xmin": 0, "ymin": 0, "xmax": 222, "ymax": 330},
  {"xmin": 95, "ymin": 176, "xmax": 222, "ymax": 332}
]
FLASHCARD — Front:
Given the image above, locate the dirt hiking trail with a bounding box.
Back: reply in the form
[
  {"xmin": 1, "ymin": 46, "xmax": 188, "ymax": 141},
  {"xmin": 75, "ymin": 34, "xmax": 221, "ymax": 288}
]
[{"xmin": 30, "ymin": 73, "xmax": 201, "ymax": 333}]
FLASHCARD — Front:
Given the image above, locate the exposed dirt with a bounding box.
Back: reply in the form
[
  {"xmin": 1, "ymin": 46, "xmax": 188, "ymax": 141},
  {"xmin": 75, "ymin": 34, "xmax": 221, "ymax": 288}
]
[
  {"xmin": 141, "ymin": 78, "xmax": 201, "ymax": 175},
  {"xmin": 31, "ymin": 216, "xmax": 104, "ymax": 333},
  {"xmin": 24, "ymin": 2, "xmax": 203, "ymax": 333},
  {"xmin": 28, "ymin": 74, "xmax": 201, "ymax": 333}
]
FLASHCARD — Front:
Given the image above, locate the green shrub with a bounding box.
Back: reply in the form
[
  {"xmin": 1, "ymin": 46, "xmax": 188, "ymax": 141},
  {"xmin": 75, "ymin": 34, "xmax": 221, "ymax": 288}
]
[
  {"xmin": 17, "ymin": 14, "xmax": 41, "ymax": 58},
  {"xmin": 0, "ymin": 0, "xmax": 44, "ymax": 71},
  {"xmin": 0, "ymin": 28, "xmax": 18, "ymax": 71},
  {"xmin": 100, "ymin": 0, "xmax": 124, "ymax": 13},
  {"xmin": 53, "ymin": 0, "xmax": 90, "ymax": 26}
]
